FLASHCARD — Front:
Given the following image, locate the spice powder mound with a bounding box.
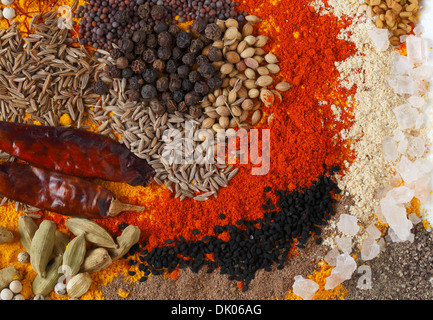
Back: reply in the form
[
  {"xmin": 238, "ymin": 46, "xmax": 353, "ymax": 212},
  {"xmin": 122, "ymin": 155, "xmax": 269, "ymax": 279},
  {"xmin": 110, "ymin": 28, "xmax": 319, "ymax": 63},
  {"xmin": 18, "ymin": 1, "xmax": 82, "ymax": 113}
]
[{"xmin": 0, "ymin": 0, "xmax": 360, "ymax": 299}]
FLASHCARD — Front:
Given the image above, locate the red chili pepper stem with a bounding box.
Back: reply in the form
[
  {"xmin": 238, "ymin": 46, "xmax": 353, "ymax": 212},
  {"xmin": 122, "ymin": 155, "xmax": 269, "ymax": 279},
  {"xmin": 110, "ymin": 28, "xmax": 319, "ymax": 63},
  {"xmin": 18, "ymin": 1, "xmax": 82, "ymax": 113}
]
[{"xmin": 108, "ymin": 199, "xmax": 145, "ymax": 217}]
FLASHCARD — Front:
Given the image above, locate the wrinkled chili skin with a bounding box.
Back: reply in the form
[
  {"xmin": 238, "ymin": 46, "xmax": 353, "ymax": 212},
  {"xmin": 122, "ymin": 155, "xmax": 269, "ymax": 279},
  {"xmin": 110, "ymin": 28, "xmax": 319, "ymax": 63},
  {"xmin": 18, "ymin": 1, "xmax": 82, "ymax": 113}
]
[
  {"xmin": 0, "ymin": 121, "xmax": 155, "ymax": 187},
  {"xmin": 0, "ymin": 162, "xmax": 113, "ymax": 218}
]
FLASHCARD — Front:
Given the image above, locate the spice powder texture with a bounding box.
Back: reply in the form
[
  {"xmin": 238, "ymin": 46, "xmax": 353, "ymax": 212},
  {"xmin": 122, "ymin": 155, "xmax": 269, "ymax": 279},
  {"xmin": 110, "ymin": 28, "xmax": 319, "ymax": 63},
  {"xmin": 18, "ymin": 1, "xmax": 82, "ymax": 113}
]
[{"xmin": 0, "ymin": 0, "xmax": 358, "ymax": 299}]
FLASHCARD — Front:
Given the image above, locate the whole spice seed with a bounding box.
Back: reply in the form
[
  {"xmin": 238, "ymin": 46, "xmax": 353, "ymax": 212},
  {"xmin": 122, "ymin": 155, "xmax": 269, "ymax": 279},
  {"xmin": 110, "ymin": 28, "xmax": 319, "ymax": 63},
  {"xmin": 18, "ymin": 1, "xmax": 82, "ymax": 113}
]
[
  {"xmin": 0, "ymin": 225, "xmax": 13, "ymax": 244},
  {"xmin": 66, "ymin": 272, "xmax": 92, "ymax": 298},
  {"xmin": 0, "ymin": 267, "xmax": 20, "ymax": 291},
  {"xmin": 62, "ymin": 233, "xmax": 86, "ymax": 277},
  {"xmin": 0, "ymin": 162, "xmax": 144, "ymax": 219},
  {"xmin": 107, "ymin": 225, "xmax": 141, "ymax": 261},
  {"xmin": 65, "ymin": 218, "xmax": 117, "ymax": 249},
  {"xmin": 80, "ymin": 248, "xmax": 112, "ymax": 273},
  {"xmin": 18, "ymin": 215, "xmax": 38, "ymax": 253},
  {"xmin": 30, "ymin": 219, "xmax": 57, "ymax": 278},
  {"xmin": 31, "ymin": 255, "xmax": 63, "ymax": 296}
]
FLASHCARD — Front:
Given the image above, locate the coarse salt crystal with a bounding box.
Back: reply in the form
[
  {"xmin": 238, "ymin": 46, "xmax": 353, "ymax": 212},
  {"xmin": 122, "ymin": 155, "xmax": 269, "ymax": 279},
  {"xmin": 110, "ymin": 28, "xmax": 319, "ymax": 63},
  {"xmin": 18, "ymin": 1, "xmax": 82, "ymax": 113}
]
[
  {"xmin": 406, "ymin": 35, "xmax": 427, "ymax": 64},
  {"xmin": 367, "ymin": 27, "xmax": 390, "ymax": 51},
  {"xmin": 337, "ymin": 214, "xmax": 360, "ymax": 236},
  {"xmin": 386, "ymin": 75, "xmax": 416, "ymax": 95},
  {"xmin": 292, "ymin": 275, "xmax": 319, "ymax": 300},
  {"xmin": 361, "ymin": 236, "xmax": 380, "ymax": 261}
]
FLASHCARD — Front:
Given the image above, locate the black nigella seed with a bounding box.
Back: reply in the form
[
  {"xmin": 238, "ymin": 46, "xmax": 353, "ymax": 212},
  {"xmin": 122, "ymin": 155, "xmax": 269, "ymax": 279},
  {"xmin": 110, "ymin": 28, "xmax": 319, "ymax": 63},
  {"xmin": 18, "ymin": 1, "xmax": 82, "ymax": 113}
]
[
  {"xmin": 264, "ymin": 186, "xmax": 272, "ymax": 192},
  {"xmin": 166, "ymin": 239, "xmax": 174, "ymax": 244},
  {"xmin": 128, "ymin": 270, "xmax": 136, "ymax": 276},
  {"xmin": 220, "ymin": 214, "xmax": 226, "ymax": 220},
  {"xmin": 131, "ymin": 168, "xmax": 341, "ymax": 292}
]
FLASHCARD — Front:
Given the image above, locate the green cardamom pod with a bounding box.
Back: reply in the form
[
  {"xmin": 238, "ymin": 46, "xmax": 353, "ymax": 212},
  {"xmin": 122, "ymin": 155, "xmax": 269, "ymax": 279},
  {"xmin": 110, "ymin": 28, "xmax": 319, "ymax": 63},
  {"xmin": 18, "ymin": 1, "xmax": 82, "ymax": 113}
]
[
  {"xmin": 32, "ymin": 255, "xmax": 63, "ymax": 296},
  {"xmin": 53, "ymin": 230, "xmax": 70, "ymax": 256},
  {"xmin": 108, "ymin": 225, "xmax": 140, "ymax": 261},
  {"xmin": 0, "ymin": 225, "xmax": 14, "ymax": 244},
  {"xmin": 65, "ymin": 218, "xmax": 117, "ymax": 249},
  {"xmin": 66, "ymin": 272, "xmax": 92, "ymax": 298},
  {"xmin": 80, "ymin": 247, "xmax": 112, "ymax": 273},
  {"xmin": 30, "ymin": 220, "xmax": 56, "ymax": 278},
  {"xmin": 62, "ymin": 233, "xmax": 86, "ymax": 277},
  {"xmin": 18, "ymin": 215, "xmax": 38, "ymax": 253}
]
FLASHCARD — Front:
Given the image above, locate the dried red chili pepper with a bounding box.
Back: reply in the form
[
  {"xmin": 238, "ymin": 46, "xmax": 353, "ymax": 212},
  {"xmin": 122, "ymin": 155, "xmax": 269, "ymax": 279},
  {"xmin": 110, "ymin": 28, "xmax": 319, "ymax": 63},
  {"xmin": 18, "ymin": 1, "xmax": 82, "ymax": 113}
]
[
  {"xmin": 0, "ymin": 121, "xmax": 155, "ymax": 187},
  {"xmin": 0, "ymin": 162, "xmax": 144, "ymax": 219}
]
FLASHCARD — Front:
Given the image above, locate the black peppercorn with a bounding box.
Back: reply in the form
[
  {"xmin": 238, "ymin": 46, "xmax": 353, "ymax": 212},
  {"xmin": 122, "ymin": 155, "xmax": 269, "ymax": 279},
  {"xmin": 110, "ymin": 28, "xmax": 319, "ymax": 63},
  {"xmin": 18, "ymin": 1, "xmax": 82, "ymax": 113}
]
[
  {"xmin": 157, "ymin": 46, "xmax": 172, "ymax": 61},
  {"xmin": 94, "ymin": 80, "xmax": 108, "ymax": 95},
  {"xmin": 142, "ymin": 68, "xmax": 159, "ymax": 84},
  {"xmin": 138, "ymin": 4, "xmax": 150, "ymax": 20},
  {"xmin": 177, "ymin": 101, "xmax": 188, "ymax": 113},
  {"xmin": 142, "ymin": 48, "xmax": 157, "ymax": 64},
  {"xmin": 191, "ymin": 18, "xmax": 208, "ymax": 35},
  {"xmin": 145, "ymin": 34, "xmax": 158, "ymax": 48},
  {"xmin": 122, "ymin": 68, "xmax": 134, "ymax": 79},
  {"xmin": 177, "ymin": 65, "xmax": 190, "ymax": 79},
  {"xmin": 207, "ymin": 46, "xmax": 223, "ymax": 62},
  {"xmin": 134, "ymin": 43, "xmax": 146, "ymax": 55},
  {"xmin": 168, "ymin": 24, "xmax": 181, "ymax": 37},
  {"xmin": 131, "ymin": 59, "xmax": 146, "ymax": 74},
  {"xmin": 169, "ymin": 76, "xmax": 182, "ymax": 93},
  {"xmin": 151, "ymin": 5, "xmax": 166, "ymax": 21},
  {"xmin": 188, "ymin": 70, "xmax": 202, "ymax": 83},
  {"xmin": 182, "ymin": 79, "xmax": 193, "ymax": 92},
  {"xmin": 154, "ymin": 21, "xmax": 169, "ymax": 34},
  {"xmin": 173, "ymin": 90, "xmax": 185, "ymax": 103},
  {"xmin": 129, "ymin": 76, "xmax": 143, "ymax": 91},
  {"xmin": 184, "ymin": 91, "xmax": 201, "ymax": 106},
  {"xmin": 176, "ymin": 32, "xmax": 193, "ymax": 49},
  {"xmin": 116, "ymin": 56, "xmax": 129, "ymax": 69},
  {"xmin": 165, "ymin": 99, "xmax": 177, "ymax": 113},
  {"xmin": 171, "ymin": 47, "xmax": 184, "ymax": 61},
  {"xmin": 194, "ymin": 81, "xmax": 210, "ymax": 95},
  {"xmin": 198, "ymin": 34, "xmax": 213, "ymax": 46},
  {"xmin": 207, "ymin": 76, "xmax": 223, "ymax": 90},
  {"xmin": 121, "ymin": 39, "xmax": 134, "ymax": 53},
  {"xmin": 156, "ymin": 77, "xmax": 169, "ymax": 92},
  {"xmin": 141, "ymin": 84, "xmax": 157, "ymax": 100},
  {"xmin": 108, "ymin": 65, "xmax": 122, "ymax": 78},
  {"xmin": 198, "ymin": 62, "xmax": 216, "ymax": 79},
  {"xmin": 165, "ymin": 60, "xmax": 179, "ymax": 74},
  {"xmin": 189, "ymin": 105, "xmax": 203, "ymax": 118},
  {"xmin": 126, "ymin": 89, "xmax": 141, "ymax": 101},
  {"xmin": 158, "ymin": 31, "xmax": 173, "ymax": 47},
  {"xmin": 132, "ymin": 30, "xmax": 147, "ymax": 43},
  {"xmin": 150, "ymin": 100, "xmax": 166, "ymax": 115},
  {"xmin": 205, "ymin": 23, "xmax": 222, "ymax": 41},
  {"xmin": 114, "ymin": 10, "xmax": 129, "ymax": 25},
  {"xmin": 110, "ymin": 48, "xmax": 123, "ymax": 60},
  {"xmin": 152, "ymin": 59, "xmax": 166, "ymax": 73},
  {"xmin": 189, "ymin": 39, "xmax": 204, "ymax": 54},
  {"xmin": 182, "ymin": 52, "xmax": 196, "ymax": 67},
  {"xmin": 195, "ymin": 55, "xmax": 209, "ymax": 66},
  {"xmin": 161, "ymin": 92, "xmax": 172, "ymax": 101}
]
